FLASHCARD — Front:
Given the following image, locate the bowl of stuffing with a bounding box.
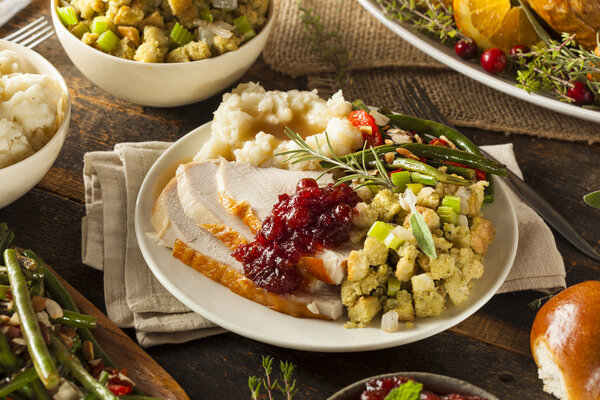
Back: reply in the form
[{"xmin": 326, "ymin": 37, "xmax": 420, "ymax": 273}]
[
  {"xmin": 50, "ymin": 0, "xmax": 274, "ymax": 107},
  {"xmin": 0, "ymin": 40, "xmax": 70, "ymax": 209}
]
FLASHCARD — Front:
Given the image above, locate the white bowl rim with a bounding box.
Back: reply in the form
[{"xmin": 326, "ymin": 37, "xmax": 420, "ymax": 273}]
[
  {"xmin": 50, "ymin": 0, "xmax": 275, "ymax": 68},
  {"xmin": 0, "ymin": 39, "xmax": 71, "ymax": 174}
]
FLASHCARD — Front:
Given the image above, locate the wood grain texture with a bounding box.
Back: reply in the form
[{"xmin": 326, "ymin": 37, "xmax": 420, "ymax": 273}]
[{"xmin": 1, "ymin": 0, "xmax": 599, "ymax": 398}]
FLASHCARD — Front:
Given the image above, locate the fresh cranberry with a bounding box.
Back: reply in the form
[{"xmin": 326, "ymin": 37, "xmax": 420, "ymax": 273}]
[
  {"xmin": 286, "ymin": 207, "xmax": 310, "ymax": 228},
  {"xmin": 509, "ymin": 44, "xmax": 530, "ymax": 58},
  {"xmin": 421, "ymin": 391, "xmax": 442, "ymax": 400},
  {"xmin": 454, "ymin": 39, "xmax": 478, "ymax": 59},
  {"xmin": 296, "ymin": 177, "xmax": 319, "ymax": 191},
  {"xmin": 480, "ymin": 48, "xmax": 507, "ymax": 74},
  {"xmin": 567, "ymin": 81, "xmax": 595, "ymax": 105},
  {"xmin": 333, "ymin": 204, "xmax": 353, "ymax": 224}
]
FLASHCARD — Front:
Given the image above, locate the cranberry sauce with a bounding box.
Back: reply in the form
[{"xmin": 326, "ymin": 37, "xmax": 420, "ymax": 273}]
[
  {"xmin": 231, "ymin": 178, "xmax": 360, "ymax": 294},
  {"xmin": 360, "ymin": 377, "xmax": 487, "ymax": 400}
]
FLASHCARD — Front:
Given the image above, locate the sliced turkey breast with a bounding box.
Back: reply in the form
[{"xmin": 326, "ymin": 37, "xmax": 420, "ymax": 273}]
[
  {"xmin": 216, "ymin": 160, "xmax": 333, "ymax": 221},
  {"xmin": 176, "ymin": 161, "xmax": 255, "ymax": 241},
  {"xmin": 151, "ymin": 178, "xmax": 343, "ymax": 320}
]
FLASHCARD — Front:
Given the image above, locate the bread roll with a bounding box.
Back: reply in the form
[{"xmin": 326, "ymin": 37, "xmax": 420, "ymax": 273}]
[{"xmin": 530, "ymin": 281, "xmax": 600, "ymax": 399}]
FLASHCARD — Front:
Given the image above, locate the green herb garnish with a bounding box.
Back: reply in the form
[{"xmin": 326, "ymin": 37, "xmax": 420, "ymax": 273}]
[
  {"xmin": 584, "ymin": 190, "xmax": 600, "ymax": 210},
  {"xmin": 405, "ymin": 190, "xmax": 437, "ymax": 259},
  {"xmin": 249, "ymin": 356, "xmax": 297, "ymax": 400},
  {"xmin": 384, "ymin": 380, "xmax": 423, "ymax": 400}
]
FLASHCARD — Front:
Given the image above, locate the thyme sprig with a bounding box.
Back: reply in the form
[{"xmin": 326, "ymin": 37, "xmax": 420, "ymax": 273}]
[
  {"xmin": 512, "ymin": 33, "xmax": 600, "ymax": 103},
  {"xmin": 298, "ymin": 1, "xmax": 351, "ymax": 88},
  {"xmin": 376, "ymin": 0, "xmax": 470, "ymax": 43},
  {"xmin": 275, "ymin": 127, "xmax": 395, "ymax": 190},
  {"xmin": 248, "ymin": 356, "xmax": 298, "ymax": 400}
]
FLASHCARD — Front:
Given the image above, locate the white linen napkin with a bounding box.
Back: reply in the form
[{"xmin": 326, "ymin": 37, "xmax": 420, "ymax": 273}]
[
  {"xmin": 0, "ymin": 0, "xmax": 31, "ymax": 29},
  {"xmin": 81, "ymin": 141, "xmax": 565, "ymax": 347}
]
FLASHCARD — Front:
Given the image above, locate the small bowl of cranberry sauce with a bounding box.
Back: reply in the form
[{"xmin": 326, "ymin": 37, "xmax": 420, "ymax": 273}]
[{"xmin": 327, "ymin": 372, "xmax": 499, "ymax": 400}]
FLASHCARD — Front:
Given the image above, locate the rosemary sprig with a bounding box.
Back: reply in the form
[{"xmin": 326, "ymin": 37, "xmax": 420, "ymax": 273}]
[
  {"xmin": 512, "ymin": 33, "xmax": 600, "ymax": 102},
  {"xmin": 297, "ymin": 1, "xmax": 351, "ymax": 88},
  {"xmin": 275, "ymin": 127, "xmax": 394, "ymax": 190},
  {"xmin": 376, "ymin": 0, "xmax": 470, "ymax": 43},
  {"xmin": 248, "ymin": 356, "xmax": 298, "ymax": 400}
]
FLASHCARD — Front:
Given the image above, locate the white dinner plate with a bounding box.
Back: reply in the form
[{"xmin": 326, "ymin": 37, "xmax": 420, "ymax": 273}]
[
  {"xmin": 134, "ymin": 122, "xmax": 518, "ymax": 352},
  {"xmin": 356, "ymin": 0, "xmax": 600, "ymax": 125}
]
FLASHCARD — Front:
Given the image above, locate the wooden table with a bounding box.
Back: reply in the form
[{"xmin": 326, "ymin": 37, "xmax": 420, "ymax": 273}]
[{"xmin": 2, "ymin": 2, "xmax": 599, "ymax": 399}]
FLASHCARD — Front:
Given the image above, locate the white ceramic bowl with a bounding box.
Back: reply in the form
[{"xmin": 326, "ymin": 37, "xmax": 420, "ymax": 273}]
[
  {"xmin": 50, "ymin": 0, "xmax": 274, "ymax": 107},
  {"xmin": 0, "ymin": 40, "xmax": 71, "ymax": 209}
]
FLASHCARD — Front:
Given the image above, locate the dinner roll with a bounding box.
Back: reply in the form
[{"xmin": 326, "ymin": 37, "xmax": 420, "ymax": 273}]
[{"xmin": 530, "ymin": 281, "xmax": 600, "ymax": 400}]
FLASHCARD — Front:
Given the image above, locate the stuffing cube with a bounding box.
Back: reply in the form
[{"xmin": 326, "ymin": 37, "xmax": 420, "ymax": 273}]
[
  {"xmin": 347, "ymin": 250, "xmax": 370, "ymax": 282},
  {"xmin": 363, "ymin": 236, "xmax": 388, "ymax": 266},
  {"xmin": 394, "ymin": 290, "xmax": 415, "ymax": 321},
  {"xmin": 413, "ymin": 289, "xmax": 446, "ymax": 317},
  {"xmin": 113, "ymin": 5, "xmax": 144, "ymax": 25},
  {"xmin": 370, "ymin": 189, "xmax": 402, "ymax": 222},
  {"xmin": 395, "ymin": 243, "xmax": 418, "ymax": 282},
  {"xmin": 429, "ymin": 253, "xmax": 456, "ymax": 280},
  {"xmin": 456, "ymin": 247, "xmax": 484, "ymax": 280},
  {"xmin": 444, "ymin": 223, "xmax": 471, "ymax": 249},
  {"xmin": 470, "ymin": 216, "xmax": 496, "ymax": 255},
  {"xmin": 352, "ymin": 202, "xmax": 378, "ymax": 229},
  {"xmin": 416, "ymin": 187, "xmax": 440, "ymax": 209},
  {"xmin": 411, "ymin": 273, "xmax": 436, "ymax": 293},
  {"xmin": 444, "ymin": 273, "xmax": 472, "ymax": 306},
  {"xmin": 347, "ymin": 296, "xmax": 382, "ymax": 325}
]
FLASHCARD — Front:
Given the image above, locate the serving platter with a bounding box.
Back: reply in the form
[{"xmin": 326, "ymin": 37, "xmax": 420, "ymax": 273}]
[
  {"xmin": 135, "ymin": 122, "xmax": 518, "ymax": 352},
  {"xmin": 356, "ymin": 0, "xmax": 600, "ymax": 125}
]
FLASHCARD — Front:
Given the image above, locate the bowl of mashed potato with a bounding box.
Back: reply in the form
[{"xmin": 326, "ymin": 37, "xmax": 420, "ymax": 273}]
[
  {"xmin": 50, "ymin": 0, "xmax": 274, "ymax": 107},
  {"xmin": 0, "ymin": 40, "xmax": 70, "ymax": 209}
]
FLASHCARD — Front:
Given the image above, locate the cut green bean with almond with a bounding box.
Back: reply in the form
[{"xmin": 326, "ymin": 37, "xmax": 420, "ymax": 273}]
[{"xmin": 0, "ymin": 227, "xmax": 146, "ymax": 398}]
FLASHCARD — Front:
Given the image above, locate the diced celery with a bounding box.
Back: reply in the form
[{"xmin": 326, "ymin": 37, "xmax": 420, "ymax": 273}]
[
  {"xmin": 367, "ymin": 221, "xmax": 393, "ymax": 242},
  {"xmin": 437, "ymin": 206, "xmax": 459, "ymax": 225},
  {"xmin": 96, "ymin": 30, "xmax": 119, "ymax": 52},
  {"xmin": 410, "ymin": 172, "xmax": 437, "ymax": 186},
  {"xmin": 91, "ymin": 16, "xmax": 110, "ymax": 34},
  {"xmin": 441, "ymin": 195, "xmax": 461, "ymax": 214},
  {"xmin": 199, "ymin": 9, "xmax": 213, "ymax": 22},
  {"xmin": 365, "ymin": 180, "xmax": 379, "ymax": 195},
  {"xmin": 233, "ymin": 15, "xmax": 256, "ymax": 40},
  {"xmin": 406, "ymin": 183, "xmax": 423, "ymax": 195},
  {"xmin": 387, "ymin": 277, "xmax": 401, "ymax": 297},
  {"xmin": 57, "ymin": 6, "xmax": 78, "ymax": 26},
  {"xmin": 391, "ymin": 170, "xmax": 411, "ymax": 192},
  {"xmin": 170, "ymin": 22, "xmax": 194, "ymax": 47},
  {"xmin": 383, "ymin": 232, "xmax": 404, "ymax": 251},
  {"xmin": 70, "ymin": 22, "xmax": 89, "ymax": 39}
]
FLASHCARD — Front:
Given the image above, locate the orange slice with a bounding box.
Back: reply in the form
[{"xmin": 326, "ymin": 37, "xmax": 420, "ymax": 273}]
[{"xmin": 453, "ymin": 0, "xmax": 542, "ymax": 52}]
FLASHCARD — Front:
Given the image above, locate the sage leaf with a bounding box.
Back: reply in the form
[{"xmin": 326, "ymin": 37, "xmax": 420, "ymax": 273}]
[
  {"xmin": 584, "ymin": 190, "xmax": 600, "ymax": 210},
  {"xmin": 410, "ymin": 213, "xmax": 437, "ymax": 259}
]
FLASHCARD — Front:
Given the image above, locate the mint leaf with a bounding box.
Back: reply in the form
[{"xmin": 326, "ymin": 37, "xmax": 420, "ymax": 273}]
[{"xmin": 384, "ymin": 380, "xmax": 423, "ymax": 400}]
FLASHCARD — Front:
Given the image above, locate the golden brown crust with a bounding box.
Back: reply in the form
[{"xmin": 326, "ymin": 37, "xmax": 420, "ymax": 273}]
[
  {"xmin": 531, "ymin": 281, "xmax": 600, "ymax": 400},
  {"xmin": 525, "ymin": 0, "xmax": 600, "ymax": 50},
  {"xmin": 218, "ymin": 192, "xmax": 262, "ymax": 235},
  {"xmin": 172, "ymin": 240, "xmax": 329, "ymax": 320}
]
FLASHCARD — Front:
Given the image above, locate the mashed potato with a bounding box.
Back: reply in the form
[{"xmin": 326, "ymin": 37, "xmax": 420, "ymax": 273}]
[
  {"xmin": 194, "ymin": 82, "xmax": 364, "ymax": 169},
  {"xmin": 0, "ymin": 50, "xmax": 65, "ymax": 169}
]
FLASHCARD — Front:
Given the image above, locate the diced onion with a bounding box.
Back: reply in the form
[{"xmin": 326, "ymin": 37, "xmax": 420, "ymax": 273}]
[
  {"xmin": 458, "ymin": 215, "xmax": 469, "ymax": 227},
  {"xmin": 419, "ymin": 186, "xmax": 435, "ymax": 197},
  {"xmin": 455, "ymin": 187, "xmax": 471, "ymax": 212},
  {"xmin": 369, "ymin": 109, "xmax": 390, "ymax": 126},
  {"xmin": 208, "ymin": 22, "xmax": 233, "ymax": 38},
  {"xmin": 391, "ymin": 225, "xmax": 414, "ymax": 242},
  {"xmin": 213, "ymin": 20, "xmax": 235, "ymax": 31},
  {"xmin": 197, "ymin": 27, "xmax": 214, "ymax": 46},
  {"xmin": 381, "ymin": 310, "xmax": 399, "ymax": 332}
]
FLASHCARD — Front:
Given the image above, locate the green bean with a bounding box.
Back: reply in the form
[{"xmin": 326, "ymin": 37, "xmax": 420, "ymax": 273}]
[
  {"xmin": 4, "ymin": 249, "xmax": 59, "ymax": 390},
  {"xmin": 0, "ymin": 367, "xmax": 39, "ymax": 397},
  {"xmin": 386, "ymin": 114, "xmax": 480, "ymax": 153},
  {"xmin": 410, "ymin": 172, "xmax": 437, "ymax": 186},
  {"xmin": 23, "ymin": 251, "xmax": 117, "ymax": 369},
  {"xmin": 0, "ymin": 331, "xmax": 20, "ymax": 373},
  {"xmin": 49, "ymin": 333, "xmax": 118, "ymax": 400},
  {"xmin": 383, "ymin": 158, "xmax": 471, "ymax": 186},
  {"xmin": 51, "ymin": 310, "xmax": 97, "ymax": 329},
  {"xmin": 398, "ymin": 143, "xmax": 507, "ymax": 176},
  {"xmin": 29, "ymin": 380, "xmax": 51, "ymax": 400},
  {"xmin": 427, "ymin": 160, "xmax": 477, "ymax": 180},
  {"xmin": 386, "ymin": 113, "xmax": 496, "ymax": 202}
]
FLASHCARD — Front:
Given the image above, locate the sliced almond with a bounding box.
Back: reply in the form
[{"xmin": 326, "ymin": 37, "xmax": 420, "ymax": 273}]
[
  {"xmin": 12, "ymin": 337, "xmax": 26, "ymax": 346},
  {"xmin": 396, "ymin": 148, "xmax": 420, "ymax": 161},
  {"xmin": 8, "ymin": 312, "xmax": 19, "ymax": 326},
  {"xmin": 82, "ymin": 340, "xmax": 94, "ymax": 361},
  {"xmin": 384, "ymin": 152, "xmax": 395, "ymax": 164},
  {"xmin": 36, "ymin": 311, "xmax": 52, "ymax": 328},
  {"xmin": 45, "ymin": 299, "xmax": 63, "ymax": 319}
]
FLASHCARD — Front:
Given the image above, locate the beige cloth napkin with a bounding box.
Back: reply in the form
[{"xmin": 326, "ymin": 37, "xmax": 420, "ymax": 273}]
[
  {"xmin": 81, "ymin": 142, "xmax": 225, "ymax": 348},
  {"xmin": 81, "ymin": 141, "xmax": 565, "ymax": 346}
]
